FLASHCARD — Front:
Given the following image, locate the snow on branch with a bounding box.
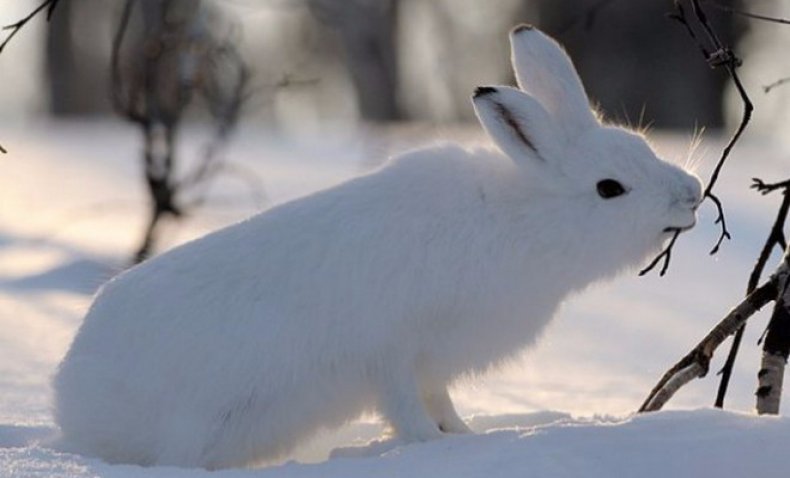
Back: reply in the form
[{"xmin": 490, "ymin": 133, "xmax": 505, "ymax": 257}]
[{"xmin": 639, "ymin": 251, "xmax": 790, "ymax": 412}]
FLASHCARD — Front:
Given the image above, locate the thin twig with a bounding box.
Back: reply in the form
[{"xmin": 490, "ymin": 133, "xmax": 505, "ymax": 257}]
[
  {"xmin": 0, "ymin": 0, "xmax": 60, "ymax": 54},
  {"xmin": 706, "ymin": 1, "xmax": 790, "ymax": 26},
  {"xmin": 641, "ymin": 0, "xmax": 752, "ymax": 275},
  {"xmin": 764, "ymin": 77, "xmax": 790, "ymax": 94},
  {"xmin": 689, "ymin": 0, "xmax": 752, "ymax": 253},
  {"xmin": 0, "ymin": 0, "xmax": 61, "ymax": 154},
  {"xmin": 639, "ymin": 230, "xmax": 680, "ymax": 276},
  {"xmin": 753, "ymin": 178, "xmax": 790, "ymax": 195}
]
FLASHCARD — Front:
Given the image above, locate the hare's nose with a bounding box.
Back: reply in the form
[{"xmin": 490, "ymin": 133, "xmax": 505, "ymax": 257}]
[
  {"xmin": 676, "ymin": 188, "xmax": 702, "ymax": 210},
  {"xmin": 682, "ymin": 193, "xmax": 702, "ymax": 210},
  {"xmin": 683, "ymin": 177, "xmax": 703, "ymax": 209}
]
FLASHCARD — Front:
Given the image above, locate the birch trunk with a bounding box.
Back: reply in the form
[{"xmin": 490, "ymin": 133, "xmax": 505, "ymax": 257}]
[{"xmin": 756, "ymin": 280, "xmax": 790, "ymax": 415}]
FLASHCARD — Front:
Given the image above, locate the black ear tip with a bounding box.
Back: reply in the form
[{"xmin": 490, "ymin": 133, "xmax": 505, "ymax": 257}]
[
  {"xmin": 473, "ymin": 86, "xmax": 497, "ymax": 98},
  {"xmin": 512, "ymin": 23, "xmax": 535, "ymax": 34}
]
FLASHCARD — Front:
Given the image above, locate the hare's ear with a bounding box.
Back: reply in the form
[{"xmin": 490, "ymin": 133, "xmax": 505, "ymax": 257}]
[
  {"xmin": 510, "ymin": 24, "xmax": 598, "ymax": 138},
  {"xmin": 472, "ymin": 86, "xmax": 562, "ymax": 166}
]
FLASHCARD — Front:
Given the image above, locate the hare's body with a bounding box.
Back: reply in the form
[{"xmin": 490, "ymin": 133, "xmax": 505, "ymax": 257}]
[
  {"xmin": 54, "ymin": 26, "xmax": 703, "ymax": 469},
  {"xmin": 55, "ymin": 146, "xmax": 581, "ymax": 468}
]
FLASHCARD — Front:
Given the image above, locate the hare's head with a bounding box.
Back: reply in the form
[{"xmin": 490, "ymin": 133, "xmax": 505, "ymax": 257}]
[{"xmin": 472, "ymin": 25, "xmax": 702, "ymax": 268}]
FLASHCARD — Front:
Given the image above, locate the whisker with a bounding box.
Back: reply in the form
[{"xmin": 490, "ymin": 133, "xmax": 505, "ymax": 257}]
[{"xmin": 684, "ymin": 124, "xmax": 706, "ymax": 172}]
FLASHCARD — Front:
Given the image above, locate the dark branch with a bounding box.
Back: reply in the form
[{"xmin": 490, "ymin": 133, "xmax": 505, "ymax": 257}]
[
  {"xmin": 639, "ymin": 230, "xmax": 680, "ymax": 276},
  {"xmin": 0, "ymin": 0, "xmax": 61, "ymax": 154},
  {"xmin": 706, "ymin": 1, "xmax": 790, "ymax": 26},
  {"xmin": 706, "ymin": 191, "xmax": 731, "ymax": 255},
  {"xmin": 715, "ymin": 183, "xmax": 790, "ymax": 407},
  {"xmin": 753, "ymin": 178, "xmax": 790, "ymax": 195},
  {"xmin": 764, "ymin": 77, "xmax": 790, "ymax": 94},
  {"xmin": 688, "ymin": 0, "xmax": 752, "ymax": 253},
  {"xmin": 0, "ymin": 0, "xmax": 60, "ymax": 54},
  {"xmin": 641, "ymin": 0, "xmax": 753, "ymax": 275},
  {"xmin": 640, "ymin": 278, "xmax": 780, "ymax": 412}
]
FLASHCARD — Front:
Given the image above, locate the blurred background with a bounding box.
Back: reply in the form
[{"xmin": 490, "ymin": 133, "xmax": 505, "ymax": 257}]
[
  {"xmin": 3, "ymin": 0, "xmax": 790, "ymax": 437},
  {"xmin": 7, "ymin": 0, "xmax": 790, "ymax": 260},
  {"xmin": 1, "ymin": 0, "xmax": 757, "ymax": 129}
]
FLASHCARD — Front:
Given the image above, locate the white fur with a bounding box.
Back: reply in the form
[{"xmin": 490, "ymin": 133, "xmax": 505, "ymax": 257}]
[{"xmin": 53, "ymin": 26, "xmax": 703, "ymax": 469}]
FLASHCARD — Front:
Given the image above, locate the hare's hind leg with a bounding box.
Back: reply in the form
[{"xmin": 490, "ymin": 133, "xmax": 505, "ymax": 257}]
[
  {"xmin": 423, "ymin": 387, "xmax": 472, "ymax": 434},
  {"xmin": 379, "ymin": 374, "xmax": 443, "ymax": 442}
]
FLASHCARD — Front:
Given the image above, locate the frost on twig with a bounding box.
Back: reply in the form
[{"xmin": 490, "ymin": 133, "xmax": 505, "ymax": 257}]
[{"xmin": 638, "ymin": 255, "xmax": 787, "ymax": 412}]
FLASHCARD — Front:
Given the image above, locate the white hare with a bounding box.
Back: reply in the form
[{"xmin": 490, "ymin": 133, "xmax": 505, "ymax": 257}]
[{"xmin": 54, "ymin": 25, "xmax": 702, "ymax": 469}]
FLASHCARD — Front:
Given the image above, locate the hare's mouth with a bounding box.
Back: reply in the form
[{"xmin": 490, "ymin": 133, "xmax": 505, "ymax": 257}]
[{"xmin": 663, "ymin": 224, "xmax": 695, "ymax": 234}]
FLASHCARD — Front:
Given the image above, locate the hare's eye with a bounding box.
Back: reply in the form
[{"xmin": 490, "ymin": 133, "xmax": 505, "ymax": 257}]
[{"xmin": 596, "ymin": 179, "xmax": 626, "ymax": 199}]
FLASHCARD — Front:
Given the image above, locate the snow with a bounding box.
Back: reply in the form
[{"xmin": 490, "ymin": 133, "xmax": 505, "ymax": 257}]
[
  {"xmin": 2, "ymin": 119, "xmax": 790, "ymax": 476},
  {"xmin": 3, "ymin": 410, "xmax": 790, "ymax": 477}
]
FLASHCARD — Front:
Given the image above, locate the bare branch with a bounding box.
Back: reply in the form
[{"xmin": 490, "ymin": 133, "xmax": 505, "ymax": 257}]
[
  {"xmin": 715, "ymin": 184, "xmax": 790, "ymax": 407},
  {"xmin": 688, "ymin": 0, "xmax": 752, "ymax": 251},
  {"xmin": 639, "ymin": 276, "xmax": 781, "ymax": 412},
  {"xmin": 706, "ymin": 1, "xmax": 790, "ymax": 26},
  {"xmin": 0, "ymin": 0, "xmax": 61, "ymax": 153},
  {"xmin": 706, "ymin": 191, "xmax": 731, "ymax": 255},
  {"xmin": 639, "ymin": 230, "xmax": 680, "ymax": 277},
  {"xmin": 753, "ymin": 178, "xmax": 790, "ymax": 195},
  {"xmin": 641, "ymin": 0, "xmax": 753, "ymax": 275},
  {"xmin": 764, "ymin": 77, "xmax": 790, "ymax": 94},
  {"xmin": 0, "ymin": 0, "xmax": 60, "ymax": 54}
]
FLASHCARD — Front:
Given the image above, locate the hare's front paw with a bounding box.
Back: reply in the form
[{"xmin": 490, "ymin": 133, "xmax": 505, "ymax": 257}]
[
  {"xmin": 438, "ymin": 416, "xmax": 473, "ymax": 434},
  {"xmin": 397, "ymin": 419, "xmax": 444, "ymax": 443},
  {"xmin": 424, "ymin": 387, "xmax": 472, "ymax": 434},
  {"xmin": 381, "ymin": 378, "xmax": 444, "ymax": 443}
]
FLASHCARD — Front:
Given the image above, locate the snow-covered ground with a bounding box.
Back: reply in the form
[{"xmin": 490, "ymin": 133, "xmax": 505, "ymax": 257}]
[{"xmin": 1, "ymin": 119, "xmax": 790, "ymax": 477}]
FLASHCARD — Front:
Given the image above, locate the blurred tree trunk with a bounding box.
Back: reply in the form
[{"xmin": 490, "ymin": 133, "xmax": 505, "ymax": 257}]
[
  {"xmin": 307, "ymin": 0, "xmax": 401, "ymax": 121},
  {"xmin": 528, "ymin": 0, "xmax": 743, "ymax": 129},
  {"xmin": 46, "ymin": 0, "xmax": 112, "ymax": 115}
]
